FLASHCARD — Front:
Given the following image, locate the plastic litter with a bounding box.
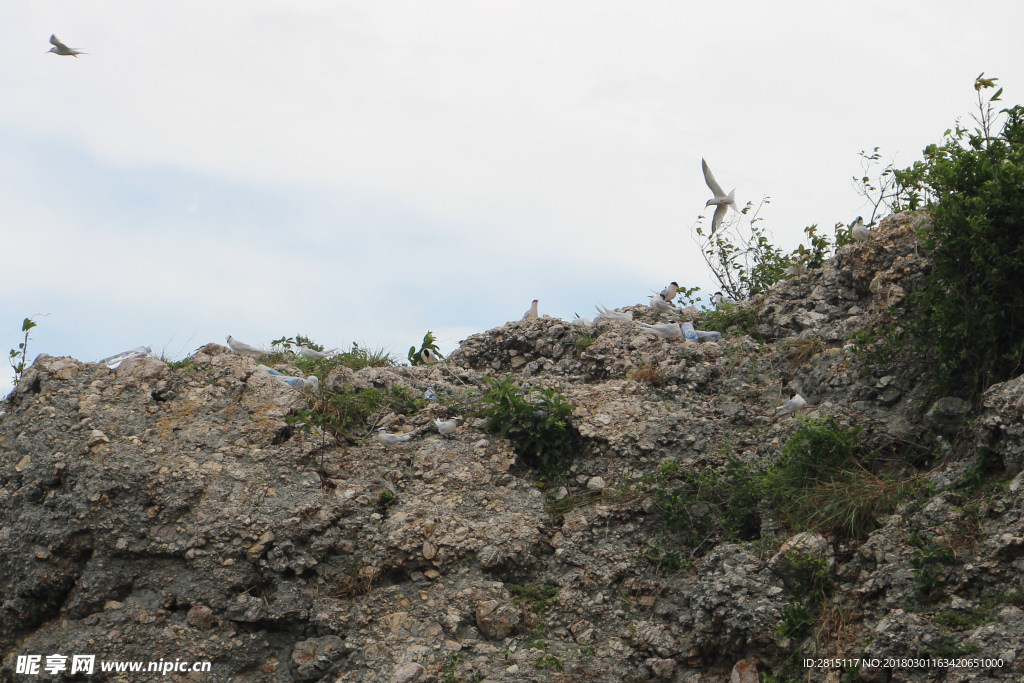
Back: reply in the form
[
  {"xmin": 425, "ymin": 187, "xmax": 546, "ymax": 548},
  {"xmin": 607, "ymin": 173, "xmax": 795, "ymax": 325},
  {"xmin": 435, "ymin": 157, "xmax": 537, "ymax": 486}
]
[
  {"xmin": 100, "ymin": 346, "xmax": 151, "ymax": 369},
  {"xmin": 424, "ymin": 387, "xmax": 438, "ymax": 402},
  {"xmin": 681, "ymin": 322, "xmax": 722, "ymax": 343},
  {"xmin": 256, "ymin": 365, "xmax": 319, "ymax": 390}
]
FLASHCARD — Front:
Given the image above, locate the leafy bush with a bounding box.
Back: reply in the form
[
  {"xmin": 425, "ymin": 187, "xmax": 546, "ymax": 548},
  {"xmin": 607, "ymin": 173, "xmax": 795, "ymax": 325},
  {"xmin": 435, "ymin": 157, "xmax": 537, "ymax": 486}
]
[
  {"xmin": 891, "ymin": 76, "xmax": 1024, "ymax": 395},
  {"xmin": 289, "ymin": 385, "xmax": 421, "ymax": 445},
  {"xmin": 480, "ymin": 375, "xmax": 576, "ymax": 478},
  {"xmin": 651, "ymin": 417, "xmax": 908, "ymax": 552}
]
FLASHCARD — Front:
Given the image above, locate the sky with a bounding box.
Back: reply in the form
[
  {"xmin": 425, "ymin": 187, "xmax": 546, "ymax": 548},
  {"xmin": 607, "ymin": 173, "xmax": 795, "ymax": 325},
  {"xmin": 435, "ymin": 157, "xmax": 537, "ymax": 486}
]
[{"xmin": 3, "ymin": 1, "xmax": 1024, "ymax": 395}]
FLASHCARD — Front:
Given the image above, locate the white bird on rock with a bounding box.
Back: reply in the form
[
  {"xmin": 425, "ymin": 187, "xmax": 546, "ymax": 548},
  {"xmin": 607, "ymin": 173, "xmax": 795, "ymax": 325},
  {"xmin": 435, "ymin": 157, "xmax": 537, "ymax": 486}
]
[
  {"xmin": 522, "ymin": 299, "xmax": 539, "ymax": 320},
  {"xmin": 48, "ymin": 34, "xmax": 85, "ymax": 57},
  {"xmin": 595, "ymin": 304, "xmax": 633, "ymax": 323},
  {"xmin": 226, "ymin": 336, "xmax": 265, "ymax": 355},
  {"xmin": 852, "ymin": 216, "xmax": 871, "ymax": 242},
  {"xmin": 649, "ymin": 295, "xmax": 676, "ymax": 314},
  {"xmin": 659, "ymin": 282, "xmax": 679, "ymax": 302},
  {"xmin": 711, "ymin": 292, "xmax": 738, "ymax": 308},
  {"xmin": 572, "ymin": 314, "xmax": 591, "ymax": 326},
  {"xmin": 785, "ymin": 258, "xmax": 808, "ymax": 277},
  {"xmin": 636, "ymin": 322, "xmax": 683, "ymax": 341},
  {"xmin": 297, "ymin": 345, "xmax": 337, "ymax": 360},
  {"xmin": 702, "ymin": 159, "xmax": 736, "ymax": 237},
  {"xmin": 376, "ymin": 428, "xmax": 413, "ymax": 449},
  {"xmin": 433, "ymin": 417, "xmax": 462, "ymax": 438},
  {"xmin": 421, "ymin": 348, "xmax": 440, "ymax": 364},
  {"xmin": 776, "ymin": 394, "xmax": 807, "ymax": 416}
]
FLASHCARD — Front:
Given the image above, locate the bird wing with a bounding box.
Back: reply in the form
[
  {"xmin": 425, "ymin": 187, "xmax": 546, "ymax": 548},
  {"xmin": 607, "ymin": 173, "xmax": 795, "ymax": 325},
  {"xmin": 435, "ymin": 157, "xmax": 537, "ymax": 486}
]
[
  {"xmin": 711, "ymin": 204, "xmax": 727, "ymax": 236},
  {"xmin": 702, "ymin": 158, "xmax": 725, "ymax": 198},
  {"xmin": 50, "ymin": 35, "xmax": 66, "ymax": 49}
]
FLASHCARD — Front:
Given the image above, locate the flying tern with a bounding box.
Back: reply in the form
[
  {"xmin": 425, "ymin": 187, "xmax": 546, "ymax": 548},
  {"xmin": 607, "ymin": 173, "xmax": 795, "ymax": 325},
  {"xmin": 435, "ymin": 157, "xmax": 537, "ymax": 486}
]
[
  {"xmin": 702, "ymin": 159, "xmax": 736, "ymax": 237},
  {"xmin": 48, "ymin": 35, "xmax": 85, "ymax": 57}
]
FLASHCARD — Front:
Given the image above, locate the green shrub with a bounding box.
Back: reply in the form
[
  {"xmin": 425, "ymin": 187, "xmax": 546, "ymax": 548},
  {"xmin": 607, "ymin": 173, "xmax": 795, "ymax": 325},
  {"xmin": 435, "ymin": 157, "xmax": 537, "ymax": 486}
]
[
  {"xmin": 892, "ymin": 76, "xmax": 1024, "ymax": 395},
  {"xmin": 480, "ymin": 376, "xmax": 576, "ymax": 478},
  {"xmin": 651, "ymin": 417, "xmax": 907, "ymax": 551}
]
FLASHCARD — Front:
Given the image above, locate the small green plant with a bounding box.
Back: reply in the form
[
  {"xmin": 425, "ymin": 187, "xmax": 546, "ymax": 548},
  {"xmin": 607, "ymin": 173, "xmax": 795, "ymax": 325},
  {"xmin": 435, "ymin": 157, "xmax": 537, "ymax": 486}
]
[
  {"xmin": 480, "ymin": 376, "xmax": 576, "ymax": 479},
  {"xmin": 440, "ymin": 652, "xmax": 464, "ymax": 683},
  {"xmin": 8, "ymin": 317, "xmax": 39, "ymax": 388},
  {"xmin": 510, "ymin": 583, "xmax": 560, "ymax": 616},
  {"xmin": 570, "ymin": 329, "xmax": 597, "ymax": 353},
  {"xmin": 775, "ymin": 552, "xmax": 834, "ymax": 640},
  {"xmin": 533, "ymin": 654, "xmax": 563, "ymax": 671},
  {"xmin": 375, "ymin": 489, "xmax": 397, "ymax": 515},
  {"xmin": 700, "ymin": 304, "xmax": 759, "ymax": 338},
  {"xmin": 408, "ymin": 331, "xmax": 444, "ymax": 366},
  {"xmin": 908, "ymin": 533, "xmax": 955, "ymax": 605}
]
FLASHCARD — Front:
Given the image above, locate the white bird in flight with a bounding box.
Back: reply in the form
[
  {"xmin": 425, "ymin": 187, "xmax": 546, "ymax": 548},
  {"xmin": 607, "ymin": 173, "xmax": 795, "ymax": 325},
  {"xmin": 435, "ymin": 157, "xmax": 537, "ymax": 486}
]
[
  {"xmin": 659, "ymin": 282, "xmax": 679, "ymax": 302},
  {"xmin": 594, "ymin": 304, "xmax": 633, "ymax": 323},
  {"xmin": 226, "ymin": 335, "xmax": 265, "ymax": 355},
  {"xmin": 522, "ymin": 299, "xmax": 539, "ymax": 321},
  {"xmin": 776, "ymin": 394, "xmax": 807, "ymax": 416},
  {"xmin": 852, "ymin": 216, "xmax": 871, "ymax": 242},
  {"xmin": 376, "ymin": 428, "xmax": 413, "ymax": 449},
  {"xmin": 702, "ymin": 159, "xmax": 736, "ymax": 237},
  {"xmin": 421, "ymin": 348, "xmax": 440, "ymax": 364},
  {"xmin": 297, "ymin": 345, "xmax": 337, "ymax": 360},
  {"xmin": 48, "ymin": 35, "xmax": 85, "ymax": 57},
  {"xmin": 433, "ymin": 417, "xmax": 461, "ymax": 438},
  {"xmin": 649, "ymin": 295, "xmax": 676, "ymax": 314},
  {"xmin": 636, "ymin": 322, "xmax": 683, "ymax": 341}
]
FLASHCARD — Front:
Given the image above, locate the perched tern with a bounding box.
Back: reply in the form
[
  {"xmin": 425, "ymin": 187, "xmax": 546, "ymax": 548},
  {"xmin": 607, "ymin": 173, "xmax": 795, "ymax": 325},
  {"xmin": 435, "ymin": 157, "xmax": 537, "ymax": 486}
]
[
  {"xmin": 776, "ymin": 394, "xmax": 807, "ymax": 416},
  {"xmin": 376, "ymin": 428, "xmax": 413, "ymax": 449},
  {"xmin": 297, "ymin": 345, "xmax": 337, "ymax": 360},
  {"xmin": 226, "ymin": 336, "xmax": 265, "ymax": 355},
  {"xmin": 572, "ymin": 314, "xmax": 591, "ymax": 326},
  {"xmin": 48, "ymin": 35, "xmax": 85, "ymax": 57},
  {"xmin": 785, "ymin": 259, "xmax": 808, "ymax": 277},
  {"xmin": 595, "ymin": 304, "xmax": 633, "ymax": 323},
  {"xmin": 636, "ymin": 322, "xmax": 684, "ymax": 341},
  {"xmin": 659, "ymin": 282, "xmax": 679, "ymax": 302},
  {"xmin": 433, "ymin": 417, "xmax": 462, "ymax": 438},
  {"xmin": 421, "ymin": 348, "xmax": 440, "ymax": 364},
  {"xmin": 649, "ymin": 295, "xmax": 676, "ymax": 314},
  {"xmin": 702, "ymin": 159, "xmax": 736, "ymax": 237},
  {"xmin": 711, "ymin": 292, "xmax": 738, "ymax": 308},
  {"xmin": 522, "ymin": 299, "xmax": 539, "ymax": 320},
  {"xmin": 851, "ymin": 217, "xmax": 871, "ymax": 242}
]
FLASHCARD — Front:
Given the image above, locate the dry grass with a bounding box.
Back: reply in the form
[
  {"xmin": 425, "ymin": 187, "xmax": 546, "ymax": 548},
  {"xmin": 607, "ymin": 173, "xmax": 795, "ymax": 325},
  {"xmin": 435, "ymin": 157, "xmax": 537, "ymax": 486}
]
[{"xmin": 628, "ymin": 363, "xmax": 666, "ymax": 387}]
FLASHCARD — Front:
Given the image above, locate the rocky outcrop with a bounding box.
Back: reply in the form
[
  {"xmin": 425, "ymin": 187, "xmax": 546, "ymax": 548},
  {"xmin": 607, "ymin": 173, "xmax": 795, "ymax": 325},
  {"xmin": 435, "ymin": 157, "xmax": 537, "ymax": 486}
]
[{"xmin": 2, "ymin": 212, "xmax": 1024, "ymax": 682}]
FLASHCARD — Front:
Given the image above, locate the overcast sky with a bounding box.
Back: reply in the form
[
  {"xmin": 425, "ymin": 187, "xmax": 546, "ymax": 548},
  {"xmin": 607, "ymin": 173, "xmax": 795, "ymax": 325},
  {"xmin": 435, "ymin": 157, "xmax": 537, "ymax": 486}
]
[{"xmin": 3, "ymin": 1, "xmax": 1024, "ymax": 394}]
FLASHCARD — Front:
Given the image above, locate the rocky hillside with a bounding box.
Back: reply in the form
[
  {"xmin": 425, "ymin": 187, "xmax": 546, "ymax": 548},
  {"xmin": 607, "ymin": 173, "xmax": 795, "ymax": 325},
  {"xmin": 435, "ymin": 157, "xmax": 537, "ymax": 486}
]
[{"xmin": 2, "ymin": 212, "xmax": 1023, "ymax": 682}]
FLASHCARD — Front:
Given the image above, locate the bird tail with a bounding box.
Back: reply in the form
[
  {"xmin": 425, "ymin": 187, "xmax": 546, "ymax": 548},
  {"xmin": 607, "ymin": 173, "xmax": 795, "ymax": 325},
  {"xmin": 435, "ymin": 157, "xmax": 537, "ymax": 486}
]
[{"xmin": 725, "ymin": 188, "xmax": 736, "ymax": 207}]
